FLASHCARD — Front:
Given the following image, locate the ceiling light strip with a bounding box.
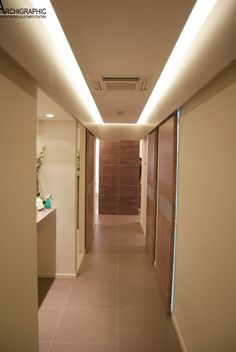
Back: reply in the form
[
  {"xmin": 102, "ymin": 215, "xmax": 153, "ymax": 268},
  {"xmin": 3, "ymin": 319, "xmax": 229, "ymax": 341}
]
[
  {"xmin": 31, "ymin": 0, "xmax": 103, "ymax": 124},
  {"xmin": 137, "ymin": 0, "xmax": 218, "ymax": 125}
]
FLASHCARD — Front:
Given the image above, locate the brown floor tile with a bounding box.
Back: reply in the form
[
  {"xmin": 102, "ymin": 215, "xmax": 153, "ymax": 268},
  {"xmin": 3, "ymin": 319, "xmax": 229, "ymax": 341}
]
[
  {"xmin": 118, "ymin": 215, "xmax": 140, "ymax": 224},
  {"xmin": 89, "ymin": 242, "xmax": 118, "ymax": 254},
  {"xmin": 90, "ymin": 227, "xmax": 118, "ymax": 253},
  {"xmin": 93, "ymin": 235, "xmax": 118, "ymax": 246},
  {"xmin": 67, "ymin": 284, "xmax": 117, "ymax": 310},
  {"xmin": 77, "ymin": 266, "xmax": 117, "ymax": 285},
  {"xmin": 81, "ymin": 253, "xmax": 117, "ymax": 267},
  {"xmin": 94, "ymin": 234, "xmax": 117, "ymax": 244},
  {"xmin": 38, "ymin": 215, "xmax": 182, "ymax": 352},
  {"xmin": 118, "ymin": 254, "xmax": 151, "ymax": 269},
  {"xmin": 38, "ymin": 308, "xmax": 62, "ymax": 341},
  {"xmin": 51, "ymin": 278, "xmax": 75, "ymax": 286},
  {"xmin": 117, "ymin": 309, "xmax": 177, "ymax": 345},
  {"xmin": 118, "ymin": 267, "xmax": 156, "ymax": 286},
  {"xmin": 39, "ymin": 341, "xmax": 50, "ymax": 352},
  {"xmin": 96, "ymin": 215, "xmax": 119, "ymax": 225},
  {"xmin": 50, "ymin": 343, "xmax": 116, "ymax": 352},
  {"xmin": 54, "ymin": 309, "xmax": 116, "ymax": 344},
  {"xmin": 81, "ymin": 253, "xmax": 117, "ymax": 265},
  {"xmin": 118, "ymin": 243, "xmax": 145, "ymax": 255},
  {"xmin": 118, "ymin": 286, "xmax": 164, "ymax": 312},
  {"xmin": 118, "ymin": 232, "xmax": 144, "ymax": 241},
  {"xmin": 117, "ymin": 344, "xmax": 182, "ymax": 352},
  {"xmin": 41, "ymin": 279, "xmax": 74, "ymax": 309},
  {"xmin": 78, "ymin": 255, "xmax": 118, "ymax": 285},
  {"xmin": 94, "ymin": 224, "xmax": 117, "ymax": 234},
  {"xmin": 118, "ymin": 225, "xmax": 143, "ymax": 234}
]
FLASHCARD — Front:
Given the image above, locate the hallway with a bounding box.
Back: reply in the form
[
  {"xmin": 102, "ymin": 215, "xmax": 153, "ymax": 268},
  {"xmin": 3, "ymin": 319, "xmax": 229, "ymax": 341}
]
[{"xmin": 38, "ymin": 215, "xmax": 182, "ymax": 352}]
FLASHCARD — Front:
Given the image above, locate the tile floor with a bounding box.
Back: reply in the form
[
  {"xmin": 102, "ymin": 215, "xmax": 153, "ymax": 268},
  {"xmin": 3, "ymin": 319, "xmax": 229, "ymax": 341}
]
[{"xmin": 38, "ymin": 215, "xmax": 182, "ymax": 352}]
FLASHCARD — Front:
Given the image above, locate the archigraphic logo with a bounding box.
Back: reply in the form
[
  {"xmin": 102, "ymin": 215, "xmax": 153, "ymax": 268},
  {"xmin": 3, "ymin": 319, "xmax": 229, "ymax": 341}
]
[
  {"xmin": 0, "ymin": 0, "xmax": 46, "ymax": 19},
  {"xmin": 0, "ymin": 0, "xmax": 5, "ymax": 14}
]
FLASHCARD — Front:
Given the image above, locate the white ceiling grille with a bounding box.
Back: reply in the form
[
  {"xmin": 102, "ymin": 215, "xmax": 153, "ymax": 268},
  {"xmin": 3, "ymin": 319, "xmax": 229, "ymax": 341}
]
[
  {"xmin": 87, "ymin": 75, "xmax": 151, "ymax": 92},
  {"xmin": 105, "ymin": 82, "xmax": 138, "ymax": 91}
]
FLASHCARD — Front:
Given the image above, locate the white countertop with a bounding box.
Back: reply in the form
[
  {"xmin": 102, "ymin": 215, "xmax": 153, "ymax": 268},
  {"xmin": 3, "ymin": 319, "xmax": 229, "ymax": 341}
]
[{"xmin": 36, "ymin": 208, "xmax": 56, "ymax": 224}]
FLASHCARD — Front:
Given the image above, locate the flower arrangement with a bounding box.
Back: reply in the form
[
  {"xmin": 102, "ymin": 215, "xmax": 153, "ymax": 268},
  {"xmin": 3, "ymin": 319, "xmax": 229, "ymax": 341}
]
[
  {"xmin": 36, "ymin": 147, "xmax": 53, "ymax": 211},
  {"xmin": 37, "ymin": 146, "xmax": 46, "ymax": 173},
  {"xmin": 36, "ymin": 194, "xmax": 53, "ymax": 211}
]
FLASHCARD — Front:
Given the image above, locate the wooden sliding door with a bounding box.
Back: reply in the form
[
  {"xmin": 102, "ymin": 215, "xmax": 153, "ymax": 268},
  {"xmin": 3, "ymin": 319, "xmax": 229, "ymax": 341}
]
[
  {"xmin": 146, "ymin": 128, "xmax": 158, "ymax": 263},
  {"xmin": 85, "ymin": 130, "xmax": 95, "ymax": 251},
  {"xmin": 156, "ymin": 114, "xmax": 177, "ymax": 315}
]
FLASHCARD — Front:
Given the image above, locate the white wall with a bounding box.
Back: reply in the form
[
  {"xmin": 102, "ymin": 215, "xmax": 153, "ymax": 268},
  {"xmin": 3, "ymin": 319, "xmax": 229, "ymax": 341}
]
[
  {"xmin": 140, "ymin": 138, "xmax": 148, "ymax": 235},
  {"xmin": 173, "ymin": 61, "xmax": 236, "ymax": 352},
  {"xmin": 0, "ymin": 49, "xmax": 38, "ymax": 351},
  {"xmin": 37, "ymin": 120, "xmax": 77, "ymax": 276}
]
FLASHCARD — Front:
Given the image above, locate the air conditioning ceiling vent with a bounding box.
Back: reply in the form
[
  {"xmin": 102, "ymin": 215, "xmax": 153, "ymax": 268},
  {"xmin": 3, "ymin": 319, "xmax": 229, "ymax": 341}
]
[{"xmin": 87, "ymin": 75, "xmax": 152, "ymax": 92}]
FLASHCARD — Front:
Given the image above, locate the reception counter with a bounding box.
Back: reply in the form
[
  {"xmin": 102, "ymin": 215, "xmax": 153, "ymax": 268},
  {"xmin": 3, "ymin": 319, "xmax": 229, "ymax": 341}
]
[{"xmin": 37, "ymin": 208, "xmax": 56, "ymax": 278}]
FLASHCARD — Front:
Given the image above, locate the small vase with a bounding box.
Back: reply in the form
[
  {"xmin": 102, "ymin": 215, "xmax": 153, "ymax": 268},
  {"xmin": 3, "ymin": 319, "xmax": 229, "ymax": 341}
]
[{"xmin": 45, "ymin": 198, "xmax": 51, "ymax": 209}]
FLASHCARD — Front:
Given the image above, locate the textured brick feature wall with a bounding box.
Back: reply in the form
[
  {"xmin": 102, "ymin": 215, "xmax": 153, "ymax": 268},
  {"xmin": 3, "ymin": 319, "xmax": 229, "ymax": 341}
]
[{"xmin": 99, "ymin": 141, "xmax": 140, "ymax": 215}]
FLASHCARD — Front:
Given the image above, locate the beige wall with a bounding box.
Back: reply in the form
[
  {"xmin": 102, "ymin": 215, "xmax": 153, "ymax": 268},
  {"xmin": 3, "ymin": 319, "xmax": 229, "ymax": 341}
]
[
  {"xmin": 0, "ymin": 49, "xmax": 38, "ymax": 351},
  {"xmin": 37, "ymin": 120, "xmax": 77, "ymax": 276},
  {"xmin": 173, "ymin": 61, "xmax": 236, "ymax": 352}
]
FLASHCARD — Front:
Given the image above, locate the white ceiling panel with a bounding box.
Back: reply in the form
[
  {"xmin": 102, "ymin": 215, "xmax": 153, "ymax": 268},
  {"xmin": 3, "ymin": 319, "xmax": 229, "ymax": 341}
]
[{"xmin": 51, "ymin": 0, "xmax": 196, "ymax": 123}]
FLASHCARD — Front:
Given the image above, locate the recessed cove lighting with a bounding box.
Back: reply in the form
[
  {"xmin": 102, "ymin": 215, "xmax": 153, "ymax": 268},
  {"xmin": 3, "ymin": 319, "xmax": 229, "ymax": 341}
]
[
  {"xmin": 31, "ymin": 0, "xmax": 103, "ymax": 124},
  {"xmin": 46, "ymin": 113, "xmax": 54, "ymax": 118},
  {"xmin": 137, "ymin": 0, "xmax": 218, "ymax": 125}
]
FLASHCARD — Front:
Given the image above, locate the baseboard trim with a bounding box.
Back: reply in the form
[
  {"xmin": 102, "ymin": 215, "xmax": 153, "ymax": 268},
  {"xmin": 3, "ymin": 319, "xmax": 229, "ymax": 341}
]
[
  {"xmin": 172, "ymin": 313, "xmax": 188, "ymax": 352},
  {"xmin": 38, "ymin": 273, "xmax": 77, "ymax": 278},
  {"xmin": 56, "ymin": 273, "xmax": 77, "ymax": 278}
]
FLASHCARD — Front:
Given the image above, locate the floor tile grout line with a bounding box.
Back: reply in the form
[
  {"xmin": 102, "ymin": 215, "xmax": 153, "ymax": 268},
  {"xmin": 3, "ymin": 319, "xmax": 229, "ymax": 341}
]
[
  {"xmin": 116, "ymin": 148, "xmax": 120, "ymax": 352},
  {"xmin": 115, "ymin": 215, "xmax": 119, "ymax": 352},
  {"xmin": 47, "ymin": 279, "xmax": 75, "ymax": 352}
]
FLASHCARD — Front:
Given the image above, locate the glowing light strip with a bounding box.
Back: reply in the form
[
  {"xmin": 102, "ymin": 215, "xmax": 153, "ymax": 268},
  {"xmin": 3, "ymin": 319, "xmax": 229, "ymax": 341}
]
[
  {"xmin": 31, "ymin": 0, "xmax": 103, "ymax": 124},
  {"xmin": 137, "ymin": 0, "xmax": 218, "ymax": 124},
  {"xmin": 171, "ymin": 109, "xmax": 180, "ymax": 312}
]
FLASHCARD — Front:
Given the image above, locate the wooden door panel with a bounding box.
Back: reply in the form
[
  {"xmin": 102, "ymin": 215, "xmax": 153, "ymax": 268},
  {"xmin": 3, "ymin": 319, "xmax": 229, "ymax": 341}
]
[
  {"xmin": 156, "ymin": 114, "xmax": 177, "ymax": 315},
  {"xmin": 146, "ymin": 129, "xmax": 158, "ymax": 262},
  {"xmin": 85, "ymin": 130, "xmax": 95, "ymax": 251}
]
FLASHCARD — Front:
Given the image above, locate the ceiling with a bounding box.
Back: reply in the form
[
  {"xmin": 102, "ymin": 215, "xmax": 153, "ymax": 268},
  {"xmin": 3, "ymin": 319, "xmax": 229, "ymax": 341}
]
[
  {"xmin": 51, "ymin": 0, "xmax": 196, "ymax": 124},
  {"xmin": 1, "ymin": 0, "xmax": 235, "ymax": 139},
  {"xmin": 37, "ymin": 88, "xmax": 74, "ymax": 121}
]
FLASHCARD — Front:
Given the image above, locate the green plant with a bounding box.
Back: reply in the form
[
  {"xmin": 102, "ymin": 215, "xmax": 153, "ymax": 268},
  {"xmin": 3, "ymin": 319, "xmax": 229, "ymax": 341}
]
[{"xmin": 36, "ymin": 146, "xmax": 46, "ymax": 194}]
